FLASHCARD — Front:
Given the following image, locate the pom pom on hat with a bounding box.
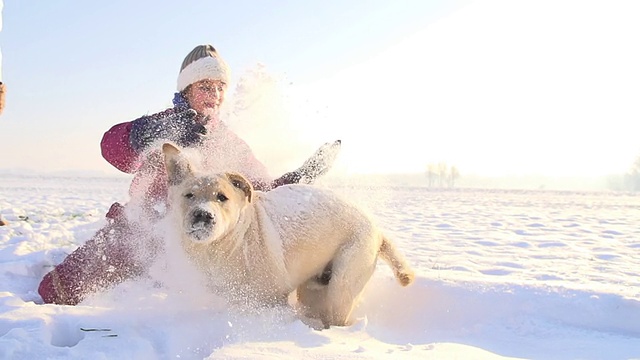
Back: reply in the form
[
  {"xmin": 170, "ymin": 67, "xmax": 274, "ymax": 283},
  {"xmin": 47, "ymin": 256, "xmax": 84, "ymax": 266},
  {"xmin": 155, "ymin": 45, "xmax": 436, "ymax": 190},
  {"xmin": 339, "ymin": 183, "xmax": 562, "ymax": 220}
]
[{"xmin": 177, "ymin": 44, "xmax": 231, "ymax": 92}]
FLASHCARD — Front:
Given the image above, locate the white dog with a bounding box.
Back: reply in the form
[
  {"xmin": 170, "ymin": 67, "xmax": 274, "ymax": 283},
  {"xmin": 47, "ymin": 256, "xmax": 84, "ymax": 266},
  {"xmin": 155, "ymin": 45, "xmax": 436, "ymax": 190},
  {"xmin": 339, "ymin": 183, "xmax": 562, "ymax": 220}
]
[{"xmin": 162, "ymin": 143, "xmax": 414, "ymax": 328}]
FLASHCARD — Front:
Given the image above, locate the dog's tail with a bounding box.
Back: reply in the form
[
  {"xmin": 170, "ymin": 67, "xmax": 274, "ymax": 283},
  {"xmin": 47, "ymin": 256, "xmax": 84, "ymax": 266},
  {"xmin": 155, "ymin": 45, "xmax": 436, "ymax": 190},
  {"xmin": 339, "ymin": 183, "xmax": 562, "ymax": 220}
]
[{"xmin": 379, "ymin": 235, "xmax": 415, "ymax": 287}]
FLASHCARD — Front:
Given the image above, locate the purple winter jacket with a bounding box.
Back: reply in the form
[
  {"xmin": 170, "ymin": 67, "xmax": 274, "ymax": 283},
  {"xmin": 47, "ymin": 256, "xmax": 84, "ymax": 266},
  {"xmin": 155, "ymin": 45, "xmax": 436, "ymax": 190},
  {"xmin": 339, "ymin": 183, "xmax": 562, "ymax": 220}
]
[
  {"xmin": 37, "ymin": 94, "xmax": 301, "ymax": 305},
  {"xmin": 101, "ymin": 93, "xmax": 279, "ymax": 206}
]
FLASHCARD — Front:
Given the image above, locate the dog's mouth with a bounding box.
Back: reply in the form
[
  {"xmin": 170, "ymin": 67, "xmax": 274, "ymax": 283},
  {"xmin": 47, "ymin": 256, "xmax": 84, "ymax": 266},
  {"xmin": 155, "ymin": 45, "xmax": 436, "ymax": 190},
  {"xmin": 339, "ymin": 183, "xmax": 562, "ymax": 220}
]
[
  {"xmin": 187, "ymin": 227, "xmax": 211, "ymax": 242},
  {"xmin": 186, "ymin": 209, "xmax": 215, "ymax": 242}
]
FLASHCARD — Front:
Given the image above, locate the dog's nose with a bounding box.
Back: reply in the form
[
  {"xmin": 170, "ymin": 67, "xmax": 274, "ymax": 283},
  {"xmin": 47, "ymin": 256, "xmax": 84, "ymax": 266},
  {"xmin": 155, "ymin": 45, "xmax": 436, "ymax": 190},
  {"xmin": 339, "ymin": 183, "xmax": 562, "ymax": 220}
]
[{"xmin": 192, "ymin": 209, "xmax": 214, "ymax": 225}]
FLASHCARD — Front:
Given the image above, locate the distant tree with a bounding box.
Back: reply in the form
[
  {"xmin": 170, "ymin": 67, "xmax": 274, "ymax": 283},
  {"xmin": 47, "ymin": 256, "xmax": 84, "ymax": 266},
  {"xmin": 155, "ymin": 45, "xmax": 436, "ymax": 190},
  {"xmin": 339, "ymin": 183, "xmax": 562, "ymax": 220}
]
[
  {"xmin": 625, "ymin": 155, "xmax": 640, "ymax": 191},
  {"xmin": 425, "ymin": 162, "xmax": 460, "ymax": 188},
  {"xmin": 438, "ymin": 162, "xmax": 448, "ymax": 187},
  {"xmin": 448, "ymin": 166, "xmax": 460, "ymax": 188}
]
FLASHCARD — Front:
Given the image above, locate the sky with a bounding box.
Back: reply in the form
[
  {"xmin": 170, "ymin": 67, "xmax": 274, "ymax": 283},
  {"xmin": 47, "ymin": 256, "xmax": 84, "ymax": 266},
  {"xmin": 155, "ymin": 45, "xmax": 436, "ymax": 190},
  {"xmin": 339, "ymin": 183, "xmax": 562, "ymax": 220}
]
[{"xmin": 1, "ymin": 0, "xmax": 639, "ymax": 178}]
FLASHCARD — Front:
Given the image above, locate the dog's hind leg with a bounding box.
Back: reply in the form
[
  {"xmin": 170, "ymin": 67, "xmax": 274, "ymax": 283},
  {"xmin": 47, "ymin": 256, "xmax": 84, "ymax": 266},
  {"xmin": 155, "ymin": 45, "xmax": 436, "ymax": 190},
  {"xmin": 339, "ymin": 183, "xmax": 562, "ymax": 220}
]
[
  {"xmin": 319, "ymin": 236, "xmax": 379, "ymax": 327},
  {"xmin": 296, "ymin": 261, "xmax": 334, "ymax": 327},
  {"xmin": 296, "ymin": 278, "xmax": 329, "ymax": 328}
]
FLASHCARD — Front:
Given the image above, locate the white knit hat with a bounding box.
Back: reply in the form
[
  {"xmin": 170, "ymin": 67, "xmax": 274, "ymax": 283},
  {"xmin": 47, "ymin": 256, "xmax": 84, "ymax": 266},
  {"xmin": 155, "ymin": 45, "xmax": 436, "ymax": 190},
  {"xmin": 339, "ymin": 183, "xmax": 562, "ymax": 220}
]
[{"xmin": 177, "ymin": 44, "xmax": 231, "ymax": 92}]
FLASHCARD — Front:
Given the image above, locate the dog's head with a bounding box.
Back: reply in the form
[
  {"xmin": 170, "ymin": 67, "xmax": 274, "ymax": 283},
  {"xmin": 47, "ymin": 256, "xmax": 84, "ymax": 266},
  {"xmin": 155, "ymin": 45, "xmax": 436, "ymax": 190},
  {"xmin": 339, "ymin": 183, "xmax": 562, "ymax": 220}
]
[{"xmin": 162, "ymin": 143, "xmax": 254, "ymax": 244}]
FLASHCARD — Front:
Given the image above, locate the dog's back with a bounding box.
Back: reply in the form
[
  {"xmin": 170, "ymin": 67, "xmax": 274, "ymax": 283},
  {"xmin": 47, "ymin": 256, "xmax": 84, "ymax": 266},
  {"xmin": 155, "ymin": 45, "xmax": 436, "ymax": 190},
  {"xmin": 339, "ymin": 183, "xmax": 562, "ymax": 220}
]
[{"xmin": 250, "ymin": 184, "xmax": 374, "ymax": 286}]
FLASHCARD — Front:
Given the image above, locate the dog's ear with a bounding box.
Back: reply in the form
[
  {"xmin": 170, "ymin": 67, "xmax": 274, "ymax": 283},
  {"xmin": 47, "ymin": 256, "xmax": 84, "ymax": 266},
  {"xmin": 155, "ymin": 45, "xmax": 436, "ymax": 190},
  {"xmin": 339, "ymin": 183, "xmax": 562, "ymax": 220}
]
[
  {"xmin": 226, "ymin": 172, "xmax": 253, "ymax": 203},
  {"xmin": 162, "ymin": 143, "xmax": 193, "ymax": 185}
]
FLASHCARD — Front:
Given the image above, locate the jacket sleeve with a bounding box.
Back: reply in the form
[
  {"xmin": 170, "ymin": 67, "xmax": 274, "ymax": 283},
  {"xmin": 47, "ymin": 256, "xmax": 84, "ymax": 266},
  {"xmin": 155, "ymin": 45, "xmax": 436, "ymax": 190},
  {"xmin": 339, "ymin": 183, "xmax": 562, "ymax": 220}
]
[
  {"xmin": 101, "ymin": 121, "xmax": 141, "ymax": 173},
  {"xmin": 101, "ymin": 107, "xmax": 184, "ymax": 174},
  {"xmin": 270, "ymin": 171, "xmax": 301, "ymax": 189}
]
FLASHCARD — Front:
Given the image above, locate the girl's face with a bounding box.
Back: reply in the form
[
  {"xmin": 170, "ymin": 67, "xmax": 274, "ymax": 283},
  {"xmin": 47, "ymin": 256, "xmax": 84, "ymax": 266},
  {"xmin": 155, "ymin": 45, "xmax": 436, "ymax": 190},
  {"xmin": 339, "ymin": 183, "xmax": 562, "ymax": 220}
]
[{"xmin": 184, "ymin": 79, "xmax": 227, "ymax": 115}]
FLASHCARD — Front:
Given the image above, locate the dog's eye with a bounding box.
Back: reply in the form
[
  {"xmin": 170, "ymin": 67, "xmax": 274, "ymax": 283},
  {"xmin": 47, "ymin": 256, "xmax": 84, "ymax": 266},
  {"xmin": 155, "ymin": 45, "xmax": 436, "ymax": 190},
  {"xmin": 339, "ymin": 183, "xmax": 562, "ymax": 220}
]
[
  {"xmin": 216, "ymin": 193, "xmax": 228, "ymax": 202},
  {"xmin": 184, "ymin": 193, "xmax": 195, "ymax": 199}
]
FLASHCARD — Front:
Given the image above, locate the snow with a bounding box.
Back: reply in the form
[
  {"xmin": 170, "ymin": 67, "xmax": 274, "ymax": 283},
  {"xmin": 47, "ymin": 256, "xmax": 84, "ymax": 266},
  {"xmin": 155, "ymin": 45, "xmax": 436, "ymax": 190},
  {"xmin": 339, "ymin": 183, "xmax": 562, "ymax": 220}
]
[{"xmin": 1, "ymin": 173, "xmax": 640, "ymax": 359}]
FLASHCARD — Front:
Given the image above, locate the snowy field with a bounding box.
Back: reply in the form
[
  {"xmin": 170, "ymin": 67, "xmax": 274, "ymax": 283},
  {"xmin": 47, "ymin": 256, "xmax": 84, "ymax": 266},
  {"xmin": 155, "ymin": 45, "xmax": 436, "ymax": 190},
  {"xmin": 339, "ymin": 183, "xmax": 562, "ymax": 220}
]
[{"xmin": 1, "ymin": 173, "xmax": 639, "ymax": 359}]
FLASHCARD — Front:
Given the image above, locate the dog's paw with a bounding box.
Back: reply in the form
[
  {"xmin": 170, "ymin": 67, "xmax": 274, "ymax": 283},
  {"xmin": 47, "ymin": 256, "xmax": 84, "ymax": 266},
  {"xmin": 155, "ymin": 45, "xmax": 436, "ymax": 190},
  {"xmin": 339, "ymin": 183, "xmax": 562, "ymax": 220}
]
[{"xmin": 397, "ymin": 269, "xmax": 415, "ymax": 287}]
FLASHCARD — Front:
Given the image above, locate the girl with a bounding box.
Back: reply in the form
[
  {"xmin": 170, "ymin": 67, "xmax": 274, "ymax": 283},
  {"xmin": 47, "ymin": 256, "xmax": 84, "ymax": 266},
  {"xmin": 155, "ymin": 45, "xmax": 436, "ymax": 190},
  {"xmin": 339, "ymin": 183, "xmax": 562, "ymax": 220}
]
[{"xmin": 38, "ymin": 44, "xmax": 340, "ymax": 305}]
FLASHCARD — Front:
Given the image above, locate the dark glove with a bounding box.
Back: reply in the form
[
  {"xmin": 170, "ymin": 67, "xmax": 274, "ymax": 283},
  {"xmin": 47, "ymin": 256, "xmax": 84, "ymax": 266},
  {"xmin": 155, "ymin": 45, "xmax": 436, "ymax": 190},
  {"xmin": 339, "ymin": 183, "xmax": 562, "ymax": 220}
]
[
  {"xmin": 297, "ymin": 140, "xmax": 341, "ymax": 183},
  {"xmin": 129, "ymin": 109, "xmax": 207, "ymax": 152},
  {"xmin": 270, "ymin": 140, "xmax": 341, "ymax": 188}
]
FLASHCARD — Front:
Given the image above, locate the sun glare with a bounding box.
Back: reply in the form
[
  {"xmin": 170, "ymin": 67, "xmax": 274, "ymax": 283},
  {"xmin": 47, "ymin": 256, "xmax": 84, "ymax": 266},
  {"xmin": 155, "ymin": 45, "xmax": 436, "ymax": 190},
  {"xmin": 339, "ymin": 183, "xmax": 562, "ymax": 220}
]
[{"xmin": 284, "ymin": 0, "xmax": 640, "ymax": 177}]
